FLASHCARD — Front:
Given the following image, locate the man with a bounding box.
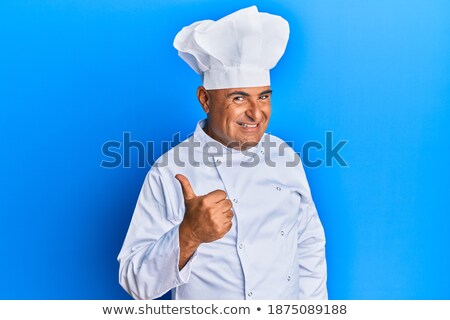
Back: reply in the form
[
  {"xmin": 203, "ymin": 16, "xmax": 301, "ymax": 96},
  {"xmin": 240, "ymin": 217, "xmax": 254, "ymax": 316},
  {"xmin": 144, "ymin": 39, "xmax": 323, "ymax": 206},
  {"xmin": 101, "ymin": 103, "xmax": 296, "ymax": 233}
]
[{"xmin": 118, "ymin": 6, "xmax": 327, "ymax": 300}]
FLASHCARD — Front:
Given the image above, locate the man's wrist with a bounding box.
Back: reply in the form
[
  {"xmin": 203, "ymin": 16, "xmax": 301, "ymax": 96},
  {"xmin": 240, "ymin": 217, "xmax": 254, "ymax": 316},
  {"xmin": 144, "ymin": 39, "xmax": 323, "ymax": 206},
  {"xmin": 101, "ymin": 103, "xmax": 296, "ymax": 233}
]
[{"xmin": 179, "ymin": 221, "xmax": 202, "ymax": 252}]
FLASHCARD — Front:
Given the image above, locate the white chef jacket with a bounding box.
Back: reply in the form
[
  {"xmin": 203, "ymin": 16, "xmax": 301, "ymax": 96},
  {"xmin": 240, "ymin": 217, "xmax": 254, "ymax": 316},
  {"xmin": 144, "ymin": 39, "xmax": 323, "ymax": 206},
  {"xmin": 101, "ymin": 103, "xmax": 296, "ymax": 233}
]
[{"xmin": 118, "ymin": 120, "xmax": 327, "ymax": 300}]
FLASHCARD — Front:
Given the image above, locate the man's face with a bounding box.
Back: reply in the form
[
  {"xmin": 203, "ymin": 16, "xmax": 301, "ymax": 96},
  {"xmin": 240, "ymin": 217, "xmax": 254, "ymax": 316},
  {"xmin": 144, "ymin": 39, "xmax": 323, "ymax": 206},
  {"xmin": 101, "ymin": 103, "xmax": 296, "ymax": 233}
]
[{"xmin": 199, "ymin": 86, "xmax": 272, "ymax": 150}]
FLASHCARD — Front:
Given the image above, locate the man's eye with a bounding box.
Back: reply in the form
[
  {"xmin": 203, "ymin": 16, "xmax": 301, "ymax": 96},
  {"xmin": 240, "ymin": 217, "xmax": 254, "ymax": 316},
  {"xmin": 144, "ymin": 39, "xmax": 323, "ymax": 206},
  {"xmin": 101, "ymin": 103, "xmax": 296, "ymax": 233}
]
[
  {"xmin": 233, "ymin": 96, "xmax": 244, "ymax": 102},
  {"xmin": 259, "ymin": 95, "xmax": 270, "ymax": 100}
]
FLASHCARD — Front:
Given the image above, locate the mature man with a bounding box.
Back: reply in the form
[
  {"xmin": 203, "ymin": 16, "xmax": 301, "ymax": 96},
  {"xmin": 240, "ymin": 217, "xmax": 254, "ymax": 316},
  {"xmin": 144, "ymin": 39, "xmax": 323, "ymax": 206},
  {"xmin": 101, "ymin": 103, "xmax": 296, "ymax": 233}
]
[{"xmin": 118, "ymin": 6, "xmax": 327, "ymax": 300}]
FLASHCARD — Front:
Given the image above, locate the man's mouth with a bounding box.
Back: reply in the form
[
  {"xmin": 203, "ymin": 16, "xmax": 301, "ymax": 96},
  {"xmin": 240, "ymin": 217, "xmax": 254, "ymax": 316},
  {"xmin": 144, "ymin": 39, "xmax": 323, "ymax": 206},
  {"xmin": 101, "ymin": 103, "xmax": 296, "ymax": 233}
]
[{"xmin": 237, "ymin": 121, "xmax": 258, "ymax": 128}]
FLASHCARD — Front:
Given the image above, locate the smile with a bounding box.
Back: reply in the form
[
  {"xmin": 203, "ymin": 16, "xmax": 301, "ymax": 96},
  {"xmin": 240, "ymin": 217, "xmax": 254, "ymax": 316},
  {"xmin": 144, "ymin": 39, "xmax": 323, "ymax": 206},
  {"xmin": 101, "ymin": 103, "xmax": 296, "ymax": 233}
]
[{"xmin": 237, "ymin": 122, "xmax": 258, "ymax": 128}]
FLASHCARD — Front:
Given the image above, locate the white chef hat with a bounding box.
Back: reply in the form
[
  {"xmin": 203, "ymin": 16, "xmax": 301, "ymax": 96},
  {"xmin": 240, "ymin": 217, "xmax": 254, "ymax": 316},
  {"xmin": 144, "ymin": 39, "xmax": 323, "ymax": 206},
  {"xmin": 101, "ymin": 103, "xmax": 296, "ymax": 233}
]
[{"xmin": 173, "ymin": 6, "xmax": 290, "ymax": 90}]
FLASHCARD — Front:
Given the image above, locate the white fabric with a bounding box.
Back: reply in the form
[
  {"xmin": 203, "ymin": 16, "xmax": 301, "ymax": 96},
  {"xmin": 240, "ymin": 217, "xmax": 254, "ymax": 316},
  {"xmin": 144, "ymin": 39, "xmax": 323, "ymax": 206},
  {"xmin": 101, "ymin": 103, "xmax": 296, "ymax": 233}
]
[
  {"xmin": 173, "ymin": 6, "xmax": 290, "ymax": 89},
  {"xmin": 118, "ymin": 120, "xmax": 327, "ymax": 300}
]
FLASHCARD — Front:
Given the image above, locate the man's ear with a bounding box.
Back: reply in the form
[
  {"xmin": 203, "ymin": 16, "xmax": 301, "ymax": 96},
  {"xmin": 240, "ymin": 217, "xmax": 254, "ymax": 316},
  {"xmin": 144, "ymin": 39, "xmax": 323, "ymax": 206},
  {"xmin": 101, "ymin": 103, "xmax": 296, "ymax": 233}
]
[{"xmin": 197, "ymin": 86, "xmax": 210, "ymax": 113}]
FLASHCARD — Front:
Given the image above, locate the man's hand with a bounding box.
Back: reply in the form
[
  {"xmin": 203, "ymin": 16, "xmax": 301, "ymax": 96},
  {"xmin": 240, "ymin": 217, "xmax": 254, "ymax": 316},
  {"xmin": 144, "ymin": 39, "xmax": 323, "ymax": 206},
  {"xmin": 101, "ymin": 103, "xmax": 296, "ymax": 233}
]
[
  {"xmin": 176, "ymin": 174, "xmax": 233, "ymax": 243},
  {"xmin": 175, "ymin": 174, "xmax": 233, "ymax": 269}
]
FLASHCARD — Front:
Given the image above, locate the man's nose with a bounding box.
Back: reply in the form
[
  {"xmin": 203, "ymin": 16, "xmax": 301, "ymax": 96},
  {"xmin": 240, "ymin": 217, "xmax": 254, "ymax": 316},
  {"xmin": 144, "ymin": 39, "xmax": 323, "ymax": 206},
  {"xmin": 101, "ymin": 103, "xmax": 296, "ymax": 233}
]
[{"xmin": 245, "ymin": 100, "xmax": 263, "ymax": 122}]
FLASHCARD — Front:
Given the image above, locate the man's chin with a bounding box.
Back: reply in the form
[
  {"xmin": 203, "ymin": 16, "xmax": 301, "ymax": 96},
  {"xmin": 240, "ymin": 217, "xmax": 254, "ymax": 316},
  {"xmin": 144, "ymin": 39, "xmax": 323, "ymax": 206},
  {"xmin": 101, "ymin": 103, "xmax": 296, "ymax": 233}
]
[{"xmin": 226, "ymin": 138, "xmax": 261, "ymax": 150}]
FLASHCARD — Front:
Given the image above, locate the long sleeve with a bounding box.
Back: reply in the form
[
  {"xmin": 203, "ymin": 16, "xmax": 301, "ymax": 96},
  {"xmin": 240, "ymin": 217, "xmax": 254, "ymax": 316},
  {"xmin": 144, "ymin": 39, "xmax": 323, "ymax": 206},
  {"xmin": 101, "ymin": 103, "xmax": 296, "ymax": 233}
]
[
  {"xmin": 297, "ymin": 196, "xmax": 328, "ymax": 299},
  {"xmin": 117, "ymin": 168, "xmax": 196, "ymax": 300},
  {"xmin": 295, "ymin": 160, "xmax": 328, "ymax": 299}
]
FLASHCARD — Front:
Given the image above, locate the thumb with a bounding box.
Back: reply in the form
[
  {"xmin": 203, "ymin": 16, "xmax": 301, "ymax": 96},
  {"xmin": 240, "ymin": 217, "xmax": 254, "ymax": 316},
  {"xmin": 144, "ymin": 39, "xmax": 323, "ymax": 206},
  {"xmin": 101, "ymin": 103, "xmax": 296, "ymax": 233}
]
[{"xmin": 175, "ymin": 174, "xmax": 196, "ymax": 201}]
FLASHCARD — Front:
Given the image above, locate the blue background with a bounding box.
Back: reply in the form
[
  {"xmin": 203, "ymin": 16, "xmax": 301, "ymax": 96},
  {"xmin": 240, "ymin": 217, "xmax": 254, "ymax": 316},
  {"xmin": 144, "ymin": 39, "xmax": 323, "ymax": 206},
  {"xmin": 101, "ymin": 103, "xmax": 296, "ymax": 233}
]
[{"xmin": 1, "ymin": 0, "xmax": 449, "ymax": 299}]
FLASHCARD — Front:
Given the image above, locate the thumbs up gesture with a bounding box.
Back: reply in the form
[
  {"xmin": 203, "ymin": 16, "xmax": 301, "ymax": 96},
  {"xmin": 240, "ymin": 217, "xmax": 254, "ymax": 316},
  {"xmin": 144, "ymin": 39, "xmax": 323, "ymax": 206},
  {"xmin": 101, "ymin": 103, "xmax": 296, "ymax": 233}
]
[{"xmin": 176, "ymin": 174, "xmax": 234, "ymax": 245}]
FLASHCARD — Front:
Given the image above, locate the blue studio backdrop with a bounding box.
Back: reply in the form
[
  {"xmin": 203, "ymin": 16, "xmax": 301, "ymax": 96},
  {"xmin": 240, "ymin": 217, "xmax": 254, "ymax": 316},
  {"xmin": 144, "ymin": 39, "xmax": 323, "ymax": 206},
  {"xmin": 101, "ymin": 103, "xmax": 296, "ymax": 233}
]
[{"xmin": 1, "ymin": 0, "xmax": 449, "ymax": 299}]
